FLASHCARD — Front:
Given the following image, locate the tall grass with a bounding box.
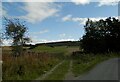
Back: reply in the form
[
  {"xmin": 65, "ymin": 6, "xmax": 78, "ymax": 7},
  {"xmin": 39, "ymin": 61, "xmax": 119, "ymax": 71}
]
[
  {"xmin": 2, "ymin": 46, "xmax": 79, "ymax": 80},
  {"xmin": 2, "ymin": 50, "xmax": 64, "ymax": 80}
]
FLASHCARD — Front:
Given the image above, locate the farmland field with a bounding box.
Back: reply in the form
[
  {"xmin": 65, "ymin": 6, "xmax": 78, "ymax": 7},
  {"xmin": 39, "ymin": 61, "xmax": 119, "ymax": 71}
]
[
  {"xmin": 2, "ymin": 45, "xmax": 79, "ymax": 80},
  {"xmin": 2, "ymin": 45, "xmax": 120, "ymax": 80},
  {"xmin": 32, "ymin": 46, "xmax": 79, "ymax": 54}
]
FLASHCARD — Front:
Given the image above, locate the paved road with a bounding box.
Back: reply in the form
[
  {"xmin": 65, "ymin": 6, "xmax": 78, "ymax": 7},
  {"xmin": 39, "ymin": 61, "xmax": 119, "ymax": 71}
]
[{"xmin": 76, "ymin": 58, "xmax": 119, "ymax": 80}]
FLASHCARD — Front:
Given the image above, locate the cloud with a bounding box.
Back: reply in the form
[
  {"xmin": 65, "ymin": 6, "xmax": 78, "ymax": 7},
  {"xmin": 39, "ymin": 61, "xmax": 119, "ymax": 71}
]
[
  {"xmin": 71, "ymin": 0, "xmax": 118, "ymax": 6},
  {"xmin": 2, "ymin": 0, "xmax": 119, "ymax": 6},
  {"xmin": 62, "ymin": 15, "xmax": 72, "ymax": 21},
  {"xmin": 71, "ymin": 0, "xmax": 90, "ymax": 5},
  {"xmin": 31, "ymin": 30, "xmax": 49, "ymax": 35},
  {"xmin": 54, "ymin": 39, "xmax": 76, "ymax": 42},
  {"xmin": 62, "ymin": 15, "xmax": 117, "ymax": 25},
  {"xmin": 59, "ymin": 33, "xmax": 73, "ymax": 39},
  {"xmin": 59, "ymin": 33, "xmax": 66, "ymax": 38},
  {"xmin": 2, "ymin": 39, "xmax": 13, "ymax": 46},
  {"xmin": 72, "ymin": 17, "xmax": 109, "ymax": 24},
  {"xmin": 62, "ymin": 15, "xmax": 87, "ymax": 24},
  {"xmin": 72, "ymin": 17, "xmax": 88, "ymax": 25},
  {"xmin": 2, "ymin": 2, "xmax": 60, "ymax": 23},
  {"xmin": 0, "ymin": 4, "xmax": 2, "ymax": 18},
  {"xmin": 2, "ymin": 0, "xmax": 55, "ymax": 2},
  {"xmin": 20, "ymin": 2, "xmax": 60, "ymax": 23},
  {"xmin": 2, "ymin": 8, "xmax": 8, "ymax": 18},
  {"xmin": 28, "ymin": 33, "xmax": 76, "ymax": 45},
  {"xmin": 98, "ymin": 0, "xmax": 118, "ymax": 6}
]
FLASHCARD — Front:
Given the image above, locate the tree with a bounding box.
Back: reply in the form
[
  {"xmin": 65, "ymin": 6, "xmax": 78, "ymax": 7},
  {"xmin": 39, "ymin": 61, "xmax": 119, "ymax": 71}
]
[
  {"xmin": 4, "ymin": 18, "xmax": 31, "ymax": 56},
  {"xmin": 81, "ymin": 17, "xmax": 120, "ymax": 53}
]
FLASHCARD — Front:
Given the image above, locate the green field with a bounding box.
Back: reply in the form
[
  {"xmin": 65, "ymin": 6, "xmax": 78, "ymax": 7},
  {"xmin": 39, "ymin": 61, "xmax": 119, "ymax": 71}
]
[
  {"xmin": 44, "ymin": 60, "xmax": 70, "ymax": 80},
  {"xmin": 32, "ymin": 46, "xmax": 79, "ymax": 53},
  {"xmin": 2, "ymin": 45, "xmax": 120, "ymax": 80},
  {"xmin": 31, "ymin": 46, "xmax": 79, "ymax": 58},
  {"xmin": 32, "ymin": 46, "xmax": 67, "ymax": 54},
  {"xmin": 2, "ymin": 45, "xmax": 79, "ymax": 80}
]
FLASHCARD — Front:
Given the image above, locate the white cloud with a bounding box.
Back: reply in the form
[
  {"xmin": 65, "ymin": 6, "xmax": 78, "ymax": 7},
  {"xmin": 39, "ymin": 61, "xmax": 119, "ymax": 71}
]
[
  {"xmin": 31, "ymin": 30, "xmax": 49, "ymax": 35},
  {"xmin": 71, "ymin": 0, "xmax": 119, "ymax": 6},
  {"xmin": 2, "ymin": 0, "xmax": 55, "ymax": 2},
  {"xmin": 72, "ymin": 17, "xmax": 88, "ymax": 25},
  {"xmin": 59, "ymin": 33, "xmax": 66, "ymax": 38},
  {"xmin": 2, "ymin": 8, "xmax": 8, "ymax": 17},
  {"xmin": 62, "ymin": 15, "xmax": 87, "ymax": 24},
  {"xmin": 20, "ymin": 2, "xmax": 59, "ymax": 23},
  {"xmin": 98, "ymin": 0, "xmax": 119, "ymax": 6},
  {"xmin": 2, "ymin": 0, "xmax": 13, "ymax": 2},
  {"xmin": 62, "ymin": 15, "xmax": 117, "ymax": 25},
  {"xmin": 2, "ymin": 39, "xmax": 13, "ymax": 46},
  {"xmin": 2, "ymin": 2, "xmax": 60, "ymax": 23},
  {"xmin": 54, "ymin": 39, "xmax": 76, "ymax": 42},
  {"xmin": 28, "ymin": 33, "xmax": 76, "ymax": 45},
  {"xmin": 2, "ymin": 0, "xmax": 119, "ymax": 6},
  {"xmin": 72, "ymin": 17, "xmax": 108, "ymax": 25},
  {"xmin": 62, "ymin": 15, "xmax": 72, "ymax": 21},
  {"xmin": 71, "ymin": 0, "xmax": 90, "ymax": 5},
  {"xmin": 0, "ymin": 4, "xmax": 2, "ymax": 18}
]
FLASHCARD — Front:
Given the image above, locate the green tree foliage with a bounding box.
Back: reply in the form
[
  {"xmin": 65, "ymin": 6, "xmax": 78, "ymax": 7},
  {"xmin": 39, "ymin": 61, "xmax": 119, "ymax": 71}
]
[
  {"xmin": 81, "ymin": 17, "xmax": 120, "ymax": 53},
  {"xmin": 4, "ymin": 18, "xmax": 30, "ymax": 56}
]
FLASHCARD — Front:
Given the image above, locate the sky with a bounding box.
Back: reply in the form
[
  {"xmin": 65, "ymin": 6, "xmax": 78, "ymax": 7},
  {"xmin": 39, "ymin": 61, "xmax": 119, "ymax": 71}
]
[{"xmin": 1, "ymin": 0, "xmax": 119, "ymax": 45}]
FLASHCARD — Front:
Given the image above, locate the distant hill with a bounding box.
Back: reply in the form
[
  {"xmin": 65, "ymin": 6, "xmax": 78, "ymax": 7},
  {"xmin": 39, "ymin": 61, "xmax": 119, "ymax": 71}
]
[
  {"xmin": 2, "ymin": 41, "xmax": 80, "ymax": 50},
  {"xmin": 25, "ymin": 41, "xmax": 80, "ymax": 49}
]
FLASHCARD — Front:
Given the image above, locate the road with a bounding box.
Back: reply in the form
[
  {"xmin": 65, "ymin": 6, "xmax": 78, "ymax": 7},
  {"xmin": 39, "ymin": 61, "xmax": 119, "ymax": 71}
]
[{"xmin": 75, "ymin": 58, "xmax": 119, "ymax": 80}]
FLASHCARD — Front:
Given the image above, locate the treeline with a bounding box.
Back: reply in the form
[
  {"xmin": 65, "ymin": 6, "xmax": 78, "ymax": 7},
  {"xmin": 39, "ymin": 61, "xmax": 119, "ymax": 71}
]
[
  {"xmin": 81, "ymin": 17, "xmax": 120, "ymax": 53},
  {"xmin": 27, "ymin": 41, "xmax": 80, "ymax": 49}
]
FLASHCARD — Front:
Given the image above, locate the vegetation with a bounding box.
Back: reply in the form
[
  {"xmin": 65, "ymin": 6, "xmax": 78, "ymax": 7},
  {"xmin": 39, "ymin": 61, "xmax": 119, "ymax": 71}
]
[
  {"xmin": 29, "ymin": 41, "xmax": 80, "ymax": 49},
  {"xmin": 44, "ymin": 60, "xmax": 70, "ymax": 80},
  {"xmin": 71, "ymin": 52, "xmax": 119, "ymax": 76},
  {"xmin": 32, "ymin": 46, "xmax": 67, "ymax": 54},
  {"xmin": 72, "ymin": 17, "xmax": 120, "ymax": 76},
  {"xmin": 2, "ymin": 45, "xmax": 79, "ymax": 80},
  {"xmin": 31, "ymin": 45, "xmax": 79, "ymax": 57},
  {"xmin": 4, "ymin": 18, "xmax": 30, "ymax": 56},
  {"xmin": 81, "ymin": 17, "xmax": 120, "ymax": 53},
  {"xmin": 2, "ymin": 50, "xmax": 62, "ymax": 80}
]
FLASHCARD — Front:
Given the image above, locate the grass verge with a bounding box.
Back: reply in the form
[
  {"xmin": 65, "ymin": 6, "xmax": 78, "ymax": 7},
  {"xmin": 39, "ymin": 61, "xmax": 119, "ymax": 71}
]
[
  {"xmin": 44, "ymin": 60, "xmax": 70, "ymax": 80},
  {"xmin": 71, "ymin": 52, "xmax": 120, "ymax": 77}
]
